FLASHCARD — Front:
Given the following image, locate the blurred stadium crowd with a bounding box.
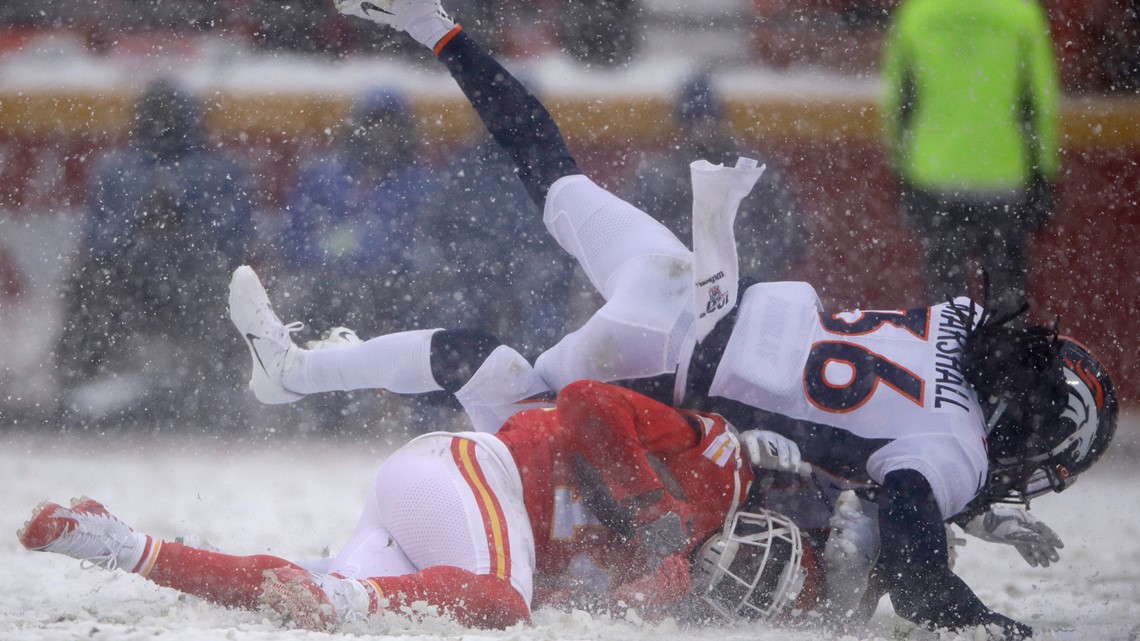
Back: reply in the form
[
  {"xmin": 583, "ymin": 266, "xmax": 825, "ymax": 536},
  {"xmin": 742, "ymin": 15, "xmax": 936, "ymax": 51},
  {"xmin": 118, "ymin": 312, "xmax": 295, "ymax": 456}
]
[{"xmin": 0, "ymin": 0, "xmax": 1137, "ymax": 89}]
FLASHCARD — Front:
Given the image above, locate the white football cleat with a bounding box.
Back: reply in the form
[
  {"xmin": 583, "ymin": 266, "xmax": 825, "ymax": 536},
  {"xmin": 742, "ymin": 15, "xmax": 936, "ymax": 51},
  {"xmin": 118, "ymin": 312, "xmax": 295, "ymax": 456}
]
[
  {"xmin": 304, "ymin": 327, "xmax": 363, "ymax": 351},
  {"xmin": 18, "ymin": 497, "xmax": 144, "ymax": 572},
  {"xmin": 228, "ymin": 266, "xmax": 305, "ymax": 405},
  {"xmin": 335, "ymin": 0, "xmax": 448, "ymax": 28},
  {"xmin": 259, "ymin": 568, "xmax": 370, "ymax": 632},
  {"xmin": 335, "ymin": 0, "xmax": 398, "ymax": 27},
  {"xmin": 260, "ymin": 567, "xmax": 338, "ymax": 631},
  {"xmin": 334, "ymin": 0, "xmax": 455, "ymax": 48}
]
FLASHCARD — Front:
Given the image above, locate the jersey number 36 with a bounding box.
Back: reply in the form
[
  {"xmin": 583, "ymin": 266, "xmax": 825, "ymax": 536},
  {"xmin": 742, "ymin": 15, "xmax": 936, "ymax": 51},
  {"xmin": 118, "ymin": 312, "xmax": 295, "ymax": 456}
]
[{"xmin": 804, "ymin": 309, "xmax": 928, "ymax": 413}]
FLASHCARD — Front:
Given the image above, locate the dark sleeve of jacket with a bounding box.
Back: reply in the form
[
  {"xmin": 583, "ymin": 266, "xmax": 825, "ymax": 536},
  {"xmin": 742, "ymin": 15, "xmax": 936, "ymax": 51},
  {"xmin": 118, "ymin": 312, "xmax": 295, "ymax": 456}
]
[{"xmin": 876, "ymin": 470, "xmax": 1033, "ymax": 639}]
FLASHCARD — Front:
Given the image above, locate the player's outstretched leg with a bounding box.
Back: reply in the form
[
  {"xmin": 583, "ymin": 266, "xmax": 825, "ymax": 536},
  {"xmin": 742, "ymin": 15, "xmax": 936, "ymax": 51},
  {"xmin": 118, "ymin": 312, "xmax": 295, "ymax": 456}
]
[
  {"xmin": 18, "ymin": 497, "xmax": 373, "ymax": 631},
  {"xmin": 226, "ymin": 266, "xmax": 545, "ymax": 431},
  {"xmin": 228, "ymin": 265, "xmax": 306, "ymax": 404},
  {"xmin": 18, "ymin": 497, "xmax": 152, "ymax": 572},
  {"xmin": 336, "ymin": 0, "xmax": 579, "ymax": 206}
]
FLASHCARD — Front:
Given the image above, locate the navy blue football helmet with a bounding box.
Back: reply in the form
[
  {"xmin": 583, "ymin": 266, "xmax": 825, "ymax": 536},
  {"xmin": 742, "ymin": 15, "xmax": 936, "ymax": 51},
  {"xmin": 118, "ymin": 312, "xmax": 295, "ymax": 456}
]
[{"xmin": 981, "ymin": 337, "xmax": 1118, "ymax": 506}]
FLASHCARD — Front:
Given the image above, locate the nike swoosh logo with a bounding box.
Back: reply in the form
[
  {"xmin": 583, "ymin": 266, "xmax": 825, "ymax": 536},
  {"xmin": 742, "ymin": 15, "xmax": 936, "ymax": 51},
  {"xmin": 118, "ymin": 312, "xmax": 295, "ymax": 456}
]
[
  {"xmin": 361, "ymin": 1, "xmax": 394, "ymax": 16},
  {"xmin": 246, "ymin": 333, "xmax": 270, "ymax": 375},
  {"xmin": 335, "ymin": 329, "xmax": 354, "ymax": 341}
]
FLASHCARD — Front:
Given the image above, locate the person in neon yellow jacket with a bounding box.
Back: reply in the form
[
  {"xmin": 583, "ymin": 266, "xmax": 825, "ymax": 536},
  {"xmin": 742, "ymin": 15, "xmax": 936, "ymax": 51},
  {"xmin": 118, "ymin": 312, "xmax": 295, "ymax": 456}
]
[{"xmin": 882, "ymin": 0, "xmax": 1061, "ymax": 317}]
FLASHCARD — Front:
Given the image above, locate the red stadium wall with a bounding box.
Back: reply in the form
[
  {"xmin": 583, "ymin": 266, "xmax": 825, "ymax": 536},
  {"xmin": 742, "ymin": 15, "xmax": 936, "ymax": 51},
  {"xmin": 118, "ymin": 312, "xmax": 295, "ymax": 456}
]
[{"xmin": 760, "ymin": 140, "xmax": 1138, "ymax": 409}]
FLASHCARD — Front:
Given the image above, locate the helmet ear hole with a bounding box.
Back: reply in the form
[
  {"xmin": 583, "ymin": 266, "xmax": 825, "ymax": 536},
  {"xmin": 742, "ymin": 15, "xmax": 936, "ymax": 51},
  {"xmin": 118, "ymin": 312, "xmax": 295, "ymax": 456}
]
[{"xmin": 1042, "ymin": 462, "xmax": 1076, "ymax": 493}]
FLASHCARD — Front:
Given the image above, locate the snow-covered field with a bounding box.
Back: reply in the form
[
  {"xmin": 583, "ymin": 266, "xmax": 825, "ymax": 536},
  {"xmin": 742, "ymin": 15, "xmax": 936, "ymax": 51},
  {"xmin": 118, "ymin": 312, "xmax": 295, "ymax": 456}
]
[{"xmin": 2, "ymin": 418, "xmax": 1139, "ymax": 641}]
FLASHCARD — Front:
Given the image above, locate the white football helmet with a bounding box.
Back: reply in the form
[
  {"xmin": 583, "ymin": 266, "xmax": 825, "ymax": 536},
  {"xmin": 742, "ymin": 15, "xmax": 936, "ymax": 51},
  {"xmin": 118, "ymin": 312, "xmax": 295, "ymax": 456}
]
[{"xmin": 694, "ymin": 509, "xmax": 805, "ymax": 621}]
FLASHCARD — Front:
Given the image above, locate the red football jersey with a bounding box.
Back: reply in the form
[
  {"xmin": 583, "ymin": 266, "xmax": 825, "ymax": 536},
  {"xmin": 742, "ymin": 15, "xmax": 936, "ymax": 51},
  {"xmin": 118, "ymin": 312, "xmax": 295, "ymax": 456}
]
[{"xmin": 493, "ymin": 381, "xmax": 753, "ymax": 606}]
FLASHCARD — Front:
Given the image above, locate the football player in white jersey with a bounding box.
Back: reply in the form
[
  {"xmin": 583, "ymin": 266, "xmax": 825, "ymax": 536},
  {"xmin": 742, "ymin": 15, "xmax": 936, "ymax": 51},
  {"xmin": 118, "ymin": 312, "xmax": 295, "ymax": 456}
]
[{"xmin": 229, "ymin": 1, "xmax": 1119, "ymax": 638}]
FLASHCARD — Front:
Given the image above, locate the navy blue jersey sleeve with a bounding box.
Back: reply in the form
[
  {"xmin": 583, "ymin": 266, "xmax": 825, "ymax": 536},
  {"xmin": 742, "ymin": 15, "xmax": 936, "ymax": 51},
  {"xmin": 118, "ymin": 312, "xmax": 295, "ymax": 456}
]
[
  {"xmin": 429, "ymin": 328, "xmax": 502, "ymax": 393},
  {"xmin": 878, "ymin": 470, "xmax": 1032, "ymax": 639},
  {"xmin": 436, "ymin": 28, "xmax": 581, "ymax": 205}
]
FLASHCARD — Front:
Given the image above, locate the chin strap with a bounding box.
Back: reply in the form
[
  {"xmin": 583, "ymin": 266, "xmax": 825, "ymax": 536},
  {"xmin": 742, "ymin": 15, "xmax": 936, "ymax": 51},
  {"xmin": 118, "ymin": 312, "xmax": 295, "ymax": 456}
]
[{"xmin": 984, "ymin": 398, "xmax": 1008, "ymax": 436}]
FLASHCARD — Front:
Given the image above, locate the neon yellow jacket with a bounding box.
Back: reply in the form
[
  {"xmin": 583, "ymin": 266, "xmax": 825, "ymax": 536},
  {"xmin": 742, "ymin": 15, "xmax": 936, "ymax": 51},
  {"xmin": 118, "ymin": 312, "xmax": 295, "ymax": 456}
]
[{"xmin": 882, "ymin": 0, "xmax": 1060, "ymax": 193}]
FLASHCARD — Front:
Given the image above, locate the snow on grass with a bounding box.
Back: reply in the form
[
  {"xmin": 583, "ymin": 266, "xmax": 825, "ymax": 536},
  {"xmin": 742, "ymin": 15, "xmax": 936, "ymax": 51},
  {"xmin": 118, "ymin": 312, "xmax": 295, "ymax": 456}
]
[{"xmin": 2, "ymin": 422, "xmax": 1138, "ymax": 641}]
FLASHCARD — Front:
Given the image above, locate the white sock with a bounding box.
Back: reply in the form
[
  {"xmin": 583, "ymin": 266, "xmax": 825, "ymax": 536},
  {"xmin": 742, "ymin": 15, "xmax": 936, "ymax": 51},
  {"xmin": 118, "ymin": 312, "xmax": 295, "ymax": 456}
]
[
  {"xmin": 282, "ymin": 329, "xmax": 444, "ymax": 395},
  {"xmin": 121, "ymin": 532, "xmax": 153, "ymax": 574},
  {"xmin": 454, "ymin": 345, "xmax": 551, "ymax": 432}
]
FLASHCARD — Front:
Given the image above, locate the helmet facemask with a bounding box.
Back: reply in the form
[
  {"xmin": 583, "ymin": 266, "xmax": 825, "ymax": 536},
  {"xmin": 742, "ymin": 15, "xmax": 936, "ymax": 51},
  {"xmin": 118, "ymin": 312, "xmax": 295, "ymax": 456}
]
[{"xmin": 693, "ymin": 510, "xmax": 805, "ymax": 621}]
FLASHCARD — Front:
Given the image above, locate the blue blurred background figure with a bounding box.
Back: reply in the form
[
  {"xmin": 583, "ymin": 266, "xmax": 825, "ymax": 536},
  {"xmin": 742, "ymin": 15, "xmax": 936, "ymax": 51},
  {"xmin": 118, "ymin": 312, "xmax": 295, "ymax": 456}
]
[
  {"xmin": 55, "ymin": 78, "xmax": 256, "ymax": 428},
  {"xmin": 275, "ymin": 87, "xmax": 447, "ymax": 432},
  {"xmin": 280, "ymin": 87, "xmax": 444, "ymax": 334},
  {"xmin": 433, "ymin": 133, "xmax": 576, "ymax": 359}
]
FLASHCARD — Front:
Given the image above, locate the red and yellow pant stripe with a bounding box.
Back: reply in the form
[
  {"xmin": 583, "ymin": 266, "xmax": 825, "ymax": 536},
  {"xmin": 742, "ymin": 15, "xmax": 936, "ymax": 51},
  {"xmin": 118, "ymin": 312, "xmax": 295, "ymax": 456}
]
[{"xmin": 450, "ymin": 437, "xmax": 511, "ymax": 582}]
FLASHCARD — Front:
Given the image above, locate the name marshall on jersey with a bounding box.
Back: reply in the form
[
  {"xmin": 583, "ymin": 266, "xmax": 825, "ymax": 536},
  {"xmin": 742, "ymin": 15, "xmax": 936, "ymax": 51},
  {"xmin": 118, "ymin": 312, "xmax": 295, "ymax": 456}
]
[{"xmin": 932, "ymin": 303, "xmax": 973, "ymax": 412}]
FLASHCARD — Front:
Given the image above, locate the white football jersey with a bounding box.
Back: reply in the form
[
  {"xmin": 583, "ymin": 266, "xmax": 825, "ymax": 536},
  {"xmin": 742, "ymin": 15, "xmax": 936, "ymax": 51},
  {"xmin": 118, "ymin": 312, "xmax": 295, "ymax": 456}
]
[{"xmin": 710, "ymin": 282, "xmax": 989, "ymax": 518}]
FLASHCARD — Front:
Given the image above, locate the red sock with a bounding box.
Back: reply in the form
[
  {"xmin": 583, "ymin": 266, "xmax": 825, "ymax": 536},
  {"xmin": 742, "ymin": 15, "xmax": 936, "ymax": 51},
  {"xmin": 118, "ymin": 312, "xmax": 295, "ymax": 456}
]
[
  {"xmin": 137, "ymin": 540, "xmax": 303, "ymax": 611},
  {"xmin": 362, "ymin": 566, "xmax": 530, "ymax": 629},
  {"xmin": 136, "ymin": 542, "xmax": 528, "ymax": 627}
]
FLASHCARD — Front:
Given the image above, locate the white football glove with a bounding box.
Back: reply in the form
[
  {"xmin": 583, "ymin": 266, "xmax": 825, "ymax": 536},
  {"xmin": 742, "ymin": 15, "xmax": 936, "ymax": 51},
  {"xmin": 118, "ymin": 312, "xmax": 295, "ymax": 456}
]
[
  {"xmin": 334, "ymin": 0, "xmax": 455, "ymax": 49},
  {"xmin": 822, "ymin": 491, "xmax": 878, "ymax": 615},
  {"xmin": 826, "ymin": 491, "xmax": 878, "ymax": 566},
  {"xmin": 962, "ymin": 505, "xmax": 1064, "ymax": 568},
  {"xmin": 740, "ymin": 430, "xmax": 810, "ymax": 476}
]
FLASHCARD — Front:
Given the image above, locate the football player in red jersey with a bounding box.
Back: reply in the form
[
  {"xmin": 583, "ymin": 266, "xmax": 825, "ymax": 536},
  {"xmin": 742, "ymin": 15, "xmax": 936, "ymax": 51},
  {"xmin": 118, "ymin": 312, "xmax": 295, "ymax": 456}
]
[
  {"xmin": 222, "ymin": 1, "xmax": 1118, "ymax": 639},
  {"xmin": 20, "ymin": 380, "xmax": 833, "ymax": 631}
]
